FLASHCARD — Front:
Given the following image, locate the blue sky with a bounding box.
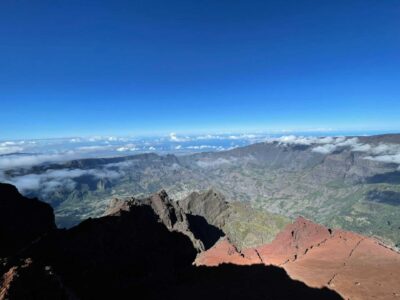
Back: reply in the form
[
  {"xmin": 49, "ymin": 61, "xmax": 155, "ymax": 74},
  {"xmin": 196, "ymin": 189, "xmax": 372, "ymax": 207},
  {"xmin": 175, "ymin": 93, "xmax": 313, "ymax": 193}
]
[{"xmin": 1, "ymin": 0, "xmax": 400, "ymax": 139}]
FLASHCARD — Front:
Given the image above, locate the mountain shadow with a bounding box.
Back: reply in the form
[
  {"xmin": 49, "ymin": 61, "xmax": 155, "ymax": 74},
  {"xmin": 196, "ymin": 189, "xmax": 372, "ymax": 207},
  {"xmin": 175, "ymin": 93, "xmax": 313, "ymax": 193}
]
[
  {"xmin": 366, "ymin": 171, "xmax": 400, "ymax": 184},
  {"xmin": 366, "ymin": 189, "xmax": 400, "ymax": 206},
  {"xmin": 173, "ymin": 264, "xmax": 342, "ymax": 300},
  {"xmin": 186, "ymin": 214, "xmax": 225, "ymax": 250}
]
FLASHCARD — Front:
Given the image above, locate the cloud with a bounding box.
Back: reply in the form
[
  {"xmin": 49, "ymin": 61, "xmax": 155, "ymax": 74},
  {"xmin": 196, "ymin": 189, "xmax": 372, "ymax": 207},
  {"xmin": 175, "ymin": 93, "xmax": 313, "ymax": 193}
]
[
  {"xmin": 268, "ymin": 136, "xmax": 400, "ymax": 164},
  {"xmin": 169, "ymin": 132, "xmax": 190, "ymax": 142},
  {"xmin": 187, "ymin": 145, "xmax": 217, "ymax": 150},
  {"xmin": 310, "ymin": 137, "xmax": 361, "ymax": 154},
  {"xmin": 0, "ymin": 145, "xmax": 25, "ymax": 155},
  {"xmin": 4, "ymin": 167, "xmax": 123, "ymax": 194},
  {"xmin": 365, "ymin": 154, "xmax": 400, "ymax": 165},
  {"xmin": 312, "ymin": 144, "xmax": 338, "ymax": 154},
  {"xmin": 11, "ymin": 174, "xmax": 42, "ymax": 191},
  {"xmin": 0, "ymin": 141, "xmax": 27, "ymax": 155},
  {"xmin": 0, "ymin": 153, "xmax": 78, "ymax": 170},
  {"xmin": 271, "ymin": 135, "xmax": 347, "ymax": 146},
  {"xmin": 69, "ymin": 138, "xmax": 82, "ymax": 143},
  {"xmin": 116, "ymin": 144, "xmax": 139, "ymax": 152},
  {"xmin": 185, "ymin": 145, "xmax": 226, "ymax": 151},
  {"xmin": 77, "ymin": 145, "xmax": 114, "ymax": 152},
  {"xmin": 193, "ymin": 134, "xmax": 260, "ymax": 141}
]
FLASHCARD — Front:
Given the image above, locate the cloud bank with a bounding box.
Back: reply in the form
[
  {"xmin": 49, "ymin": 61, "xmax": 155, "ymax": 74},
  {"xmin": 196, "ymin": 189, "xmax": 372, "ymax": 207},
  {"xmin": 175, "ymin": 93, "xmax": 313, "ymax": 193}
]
[{"xmin": 266, "ymin": 135, "xmax": 400, "ymax": 166}]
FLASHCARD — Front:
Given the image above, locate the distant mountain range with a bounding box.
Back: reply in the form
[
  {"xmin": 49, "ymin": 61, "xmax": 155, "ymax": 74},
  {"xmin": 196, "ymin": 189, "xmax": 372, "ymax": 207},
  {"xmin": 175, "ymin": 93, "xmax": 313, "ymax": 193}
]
[{"xmin": 2, "ymin": 133, "xmax": 400, "ymax": 249}]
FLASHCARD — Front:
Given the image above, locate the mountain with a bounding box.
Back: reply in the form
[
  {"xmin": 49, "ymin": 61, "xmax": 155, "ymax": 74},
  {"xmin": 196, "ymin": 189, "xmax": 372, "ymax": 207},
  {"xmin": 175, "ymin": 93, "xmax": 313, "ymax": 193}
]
[
  {"xmin": 0, "ymin": 183, "xmax": 342, "ymax": 299},
  {"xmin": 4, "ymin": 133, "xmax": 400, "ymax": 248}
]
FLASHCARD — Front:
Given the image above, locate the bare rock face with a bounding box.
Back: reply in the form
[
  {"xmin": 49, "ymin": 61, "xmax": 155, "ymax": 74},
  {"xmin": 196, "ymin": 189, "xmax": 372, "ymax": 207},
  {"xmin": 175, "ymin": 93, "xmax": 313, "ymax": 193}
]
[
  {"xmin": 178, "ymin": 189, "xmax": 230, "ymax": 228},
  {"xmin": 0, "ymin": 183, "xmax": 56, "ymax": 257},
  {"xmin": 105, "ymin": 190, "xmax": 224, "ymax": 251},
  {"xmin": 179, "ymin": 189, "xmax": 290, "ymax": 249},
  {"xmin": 195, "ymin": 237, "xmax": 261, "ymax": 266},
  {"xmin": 255, "ymin": 216, "xmax": 333, "ymax": 265},
  {"xmin": 197, "ymin": 217, "xmax": 400, "ymax": 300}
]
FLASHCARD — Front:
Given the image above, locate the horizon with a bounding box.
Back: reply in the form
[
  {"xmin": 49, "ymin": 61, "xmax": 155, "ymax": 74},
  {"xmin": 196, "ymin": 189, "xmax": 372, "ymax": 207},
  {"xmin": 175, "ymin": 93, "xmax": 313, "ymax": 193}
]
[
  {"xmin": 1, "ymin": 0, "xmax": 400, "ymax": 139},
  {"xmin": 1, "ymin": 130, "xmax": 400, "ymax": 173},
  {"xmin": 2, "ymin": 128, "xmax": 400, "ymax": 142}
]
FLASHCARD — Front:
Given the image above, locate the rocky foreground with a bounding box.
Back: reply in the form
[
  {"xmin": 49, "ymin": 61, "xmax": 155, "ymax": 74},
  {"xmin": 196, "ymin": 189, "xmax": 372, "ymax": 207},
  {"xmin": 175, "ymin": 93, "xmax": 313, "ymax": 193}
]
[
  {"xmin": 0, "ymin": 183, "xmax": 341, "ymax": 299},
  {"xmin": 1, "ymin": 183, "xmax": 400, "ymax": 299}
]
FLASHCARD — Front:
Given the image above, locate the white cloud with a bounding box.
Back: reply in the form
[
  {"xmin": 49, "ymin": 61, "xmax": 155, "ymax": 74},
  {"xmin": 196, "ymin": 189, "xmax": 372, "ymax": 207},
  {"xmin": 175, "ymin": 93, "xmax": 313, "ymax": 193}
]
[
  {"xmin": 169, "ymin": 132, "xmax": 190, "ymax": 142},
  {"xmin": 69, "ymin": 138, "xmax": 82, "ymax": 143},
  {"xmin": 187, "ymin": 145, "xmax": 218, "ymax": 150},
  {"xmin": 193, "ymin": 134, "xmax": 259, "ymax": 141},
  {"xmin": 0, "ymin": 153, "xmax": 77, "ymax": 170},
  {"xmin": 0, "ymin": 145, "xmax": 25, "ymax": 155},
  {"xmin": 11, "ymin": 174, "xmax": 41, "ymax": 191},
  {"xmin": 4, "ymin": 167, "xmax": 123, "ymax": 193},
  {"xmin": 312, "ymin": 144, "xmax": 338, "ymax": 154},
  {"xmin": 77, "ymin": 145, "xmax": 114, "ymax": 152},
  {"xmin": 351, "ymin": 143, "xmax": 372, "ymax": 152},
  {"xmin": 365, "ymin": 154, "xmax": 400, "ymax": 165},
  {"xmin": 0, "ymin": 141, "xmax": 26, "ymax": 155},
  {"xmin": 116, "ymin": 144, "xmax": 139, "ymax": 152}
]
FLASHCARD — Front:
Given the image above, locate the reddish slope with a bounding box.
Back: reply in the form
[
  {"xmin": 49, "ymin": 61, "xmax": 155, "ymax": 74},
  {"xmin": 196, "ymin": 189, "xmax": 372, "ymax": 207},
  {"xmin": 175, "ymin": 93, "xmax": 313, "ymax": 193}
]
[{"xmin": 196, "ymin": 217, "xmax": 400, "ymax": 300}]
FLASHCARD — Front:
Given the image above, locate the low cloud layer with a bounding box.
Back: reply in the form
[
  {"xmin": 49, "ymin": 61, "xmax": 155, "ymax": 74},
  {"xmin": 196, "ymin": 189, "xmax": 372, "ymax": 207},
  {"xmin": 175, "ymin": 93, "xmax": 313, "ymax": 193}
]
[
  {"xmin": 2, "ymin": 133, "xmax": 400, "ymax": 195},
  {"xmin": 0, "ymin": 133, "xmax": 265, "ymax": 170},
  {"xmin": 267, "ymin": 135, "xmax": 400, "ymax": 166},
  {"xmin": 2, "ymin": 167, "xmax": 123, "ymax": 194}
]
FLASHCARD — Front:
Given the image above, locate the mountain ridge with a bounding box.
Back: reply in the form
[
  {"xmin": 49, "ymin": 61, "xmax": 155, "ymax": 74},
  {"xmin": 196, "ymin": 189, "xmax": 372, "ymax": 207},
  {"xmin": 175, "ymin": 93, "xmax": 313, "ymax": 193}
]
[
  {"xmin": 3, "ymin": 133, "xmax": 400, "ymax": 248},
  {"xmin": 0, "ymin": 183, "xmax": 342, "ymax": 300}
]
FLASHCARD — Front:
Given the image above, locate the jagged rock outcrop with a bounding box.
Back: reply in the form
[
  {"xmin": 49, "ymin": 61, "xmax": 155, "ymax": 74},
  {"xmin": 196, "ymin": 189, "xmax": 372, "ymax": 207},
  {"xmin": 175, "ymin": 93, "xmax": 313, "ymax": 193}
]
[
  {"xmin": 179, "ymin": 189, "xmax": 290, "ymax": 249},
  {"xmin": 108, "ymin": 188, "xmax": 289, "ymax": 252},
  {"xmin": 106, "ymin": 190, "xmax": 224, "ymax": 251},
  {"xmin": 0, "ymin": 183, "xmax": 56, "ymax": 257},
  {"xmin": 197, "ymin": 217, "xmax": 400, "ymax": 300},
  {"xmin": 178, "ymin": 189, "xmax": 230, "ymax": 228},
  {"xmin": 194, "ymin": 237, "xmax": 261, "ymax": 266}
]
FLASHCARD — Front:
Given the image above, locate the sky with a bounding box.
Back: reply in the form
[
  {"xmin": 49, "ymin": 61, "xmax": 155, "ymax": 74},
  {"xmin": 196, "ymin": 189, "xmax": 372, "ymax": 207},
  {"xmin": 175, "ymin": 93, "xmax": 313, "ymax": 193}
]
[{"xmin": 1, "ymin": 0, "xmax": 400, "ymax": 139}]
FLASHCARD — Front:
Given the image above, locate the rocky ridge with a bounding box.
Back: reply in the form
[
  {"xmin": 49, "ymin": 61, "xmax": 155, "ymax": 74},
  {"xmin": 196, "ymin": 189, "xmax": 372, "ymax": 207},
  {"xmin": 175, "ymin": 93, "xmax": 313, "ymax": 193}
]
[{"xmin": 0, "ymin": 183, "xmax": 341, "ymax": 299}]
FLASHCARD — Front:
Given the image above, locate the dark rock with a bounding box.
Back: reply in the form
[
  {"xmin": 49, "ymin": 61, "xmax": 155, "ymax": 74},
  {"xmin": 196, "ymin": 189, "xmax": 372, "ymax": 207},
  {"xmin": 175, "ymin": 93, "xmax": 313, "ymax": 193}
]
[{"xmin": 0, "ymin": 183, "xmax": 56, "ymax": 257}]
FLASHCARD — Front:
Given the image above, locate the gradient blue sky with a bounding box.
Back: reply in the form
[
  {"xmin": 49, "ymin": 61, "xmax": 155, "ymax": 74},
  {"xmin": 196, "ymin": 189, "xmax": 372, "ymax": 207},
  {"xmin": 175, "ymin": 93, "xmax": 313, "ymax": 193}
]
[{"xmin": 1, "ymin": 0, "xmax": 399, "ymax": 139}]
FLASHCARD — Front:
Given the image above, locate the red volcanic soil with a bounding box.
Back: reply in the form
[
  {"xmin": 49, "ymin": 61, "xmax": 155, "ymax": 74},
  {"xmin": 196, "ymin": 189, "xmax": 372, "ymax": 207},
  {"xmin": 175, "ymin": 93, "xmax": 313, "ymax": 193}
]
[
  {"xmin": 196, "ymin": 217, "xmax": 400, "ymax": 300},
  {"xmin": 195, "ymin": 238, "xmax": 261, "ymax": 266}
]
